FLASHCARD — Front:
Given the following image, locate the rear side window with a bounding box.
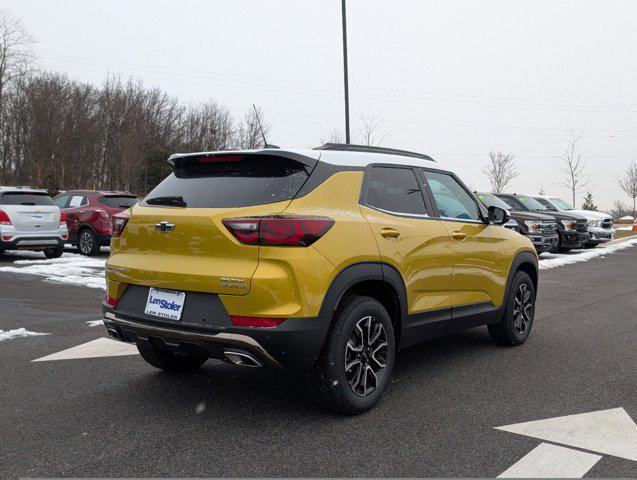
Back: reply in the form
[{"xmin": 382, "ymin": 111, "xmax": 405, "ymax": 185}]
[
  {"xmin": 365, "ymin": 166, "xmax": 428, "ymax": 216},
  {"xmin": 144, "ymin": 155, "xmax": 309, "ymax": 208},
  {"xmin": 99, "ymin": 195, "xmax": 138, "ymax": 208},
  {"xmin": 1, "ymin": 192, "xmax": 54, "ymax": 206}
]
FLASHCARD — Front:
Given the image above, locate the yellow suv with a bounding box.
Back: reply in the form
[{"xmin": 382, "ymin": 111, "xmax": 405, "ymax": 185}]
[{"xmin": 103, "ymin": 144, "xmax": 538, "ymax": 414}]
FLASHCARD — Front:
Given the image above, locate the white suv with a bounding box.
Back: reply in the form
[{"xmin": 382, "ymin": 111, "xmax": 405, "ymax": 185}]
[{"xmin": 0, "ymin": 186, "xmax": 69, "ymax": 258}]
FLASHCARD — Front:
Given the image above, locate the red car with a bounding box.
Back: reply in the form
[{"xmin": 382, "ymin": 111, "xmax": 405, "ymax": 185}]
[{"xmin": 54, "ymin": 190, "xmax": 138, "ymax": 255}]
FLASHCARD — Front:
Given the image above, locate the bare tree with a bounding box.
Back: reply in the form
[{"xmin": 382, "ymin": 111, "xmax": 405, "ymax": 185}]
[
  {"xmin": 618, "ymin": 161, "xmax": 637, "ymax": 217},
  {"xmin": 538, "ymin": 185, "xmax": 546, "ymax": 195},
  {"xmin": 558, "ymin": 129, "xmax": 590, "ymax": 206},
  {"xmin": 0, "ymin": 9, "xmax": 35, "ymax": 182},
  {"xmin": 483, "ymin": 151, "xmax": 518, "ymax": 193},
  {"xmin": 319, "ymin": 128, "xmax": 344, "ymax": 145},
  {"xmin": 235, "ymin": 106, "xmax": 270, "ymax": 149},
  {"xmin": 358, "ymin": 115, "xmax": 390, "ymax": 146},
  {"xmin": 611, "ymin": 200, "xmax": 631, "ymax": 219}
]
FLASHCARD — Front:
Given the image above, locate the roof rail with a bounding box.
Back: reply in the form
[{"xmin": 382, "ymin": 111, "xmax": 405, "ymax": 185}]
[{"xmin": 315, "ymin": 143, "xmax": 435, "ymax": 162}]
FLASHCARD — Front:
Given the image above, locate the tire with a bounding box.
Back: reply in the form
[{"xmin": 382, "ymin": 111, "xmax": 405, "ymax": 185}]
[
  {"xmin": 583, "ymin": 242, "xmax": 596, "ymax": 249},
  {"xmin": 44, "ymin": 246, "xmax": 64, "ymax": 259},
  {"xmin": 488, "ymin": 271, "xmax": 536, "ymax": 346},
  {"xmin": 137, "ymin": 343, "xmax": 207, "ymax": 373},
  {"xmin": 77, "ymin": 228, "xmax": 100, "ymax": 256},
  {"xmin": 307, "ymin": 295, "xmax": 396, "ymax": 415}
]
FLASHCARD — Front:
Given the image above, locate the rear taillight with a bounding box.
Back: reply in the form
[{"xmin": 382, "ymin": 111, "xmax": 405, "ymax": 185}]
[
  {"xmin": 0, "ymin": 210, "xmax": 11, "ymax": 225},
  {"xmin": 230, "ymin": 316, "xmax": 286, "ymax": 328},
  {"xmin": 111, "ymin": 213, "xmax": 129, "ymax": 238},
  {"xmin": 59, "ymin": 211, "xmax": 67, "ymax": 224},
  {"xmin": 106, "ymin": 296, "xmax": 118, "ymax": 307},
  {"xmin": 222, "ymin": 216, "xmax": 334, "ymax": 247}
]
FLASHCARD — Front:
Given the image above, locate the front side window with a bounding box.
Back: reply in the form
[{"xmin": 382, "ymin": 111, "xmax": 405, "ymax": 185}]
[
  {"xmin": 365, "ymin": 166, "xmax": 428, "ymax": 216},
  {"xmin": 515, "ymin": 195, "xmax": 548, "ymax": 212},
  {"xmin": 68, "ymin": 195, "xmax": 87, "ymax": 208},
  {"xmin": 53, "ymin": 195, "xmax": 69, "ymax": 208},
  {"xmin": 422, "ymin": 171, "xmax": 481, "ymax": 221}
]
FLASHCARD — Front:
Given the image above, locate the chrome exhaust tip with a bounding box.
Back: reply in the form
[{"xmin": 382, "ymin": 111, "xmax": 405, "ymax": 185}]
[
  {"xmin": 106, "ymin": 328, "xmax": 120, "ymax": 341},
  {"xmin": 223, "ymin": 351, "xmax": 262, "ymax": 368}
]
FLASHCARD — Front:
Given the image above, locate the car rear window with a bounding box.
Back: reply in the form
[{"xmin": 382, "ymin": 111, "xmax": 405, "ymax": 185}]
[
  {"xmin": 143, "ymin": 155, "xmax": 309, "ymax": 208},
  {"xmin": 1, "ymin": 192, "xmax": 54, "ymax": 206},
  {"xmin": 99, "ymin": 195, "xmax": 138, "ymax": 208}
]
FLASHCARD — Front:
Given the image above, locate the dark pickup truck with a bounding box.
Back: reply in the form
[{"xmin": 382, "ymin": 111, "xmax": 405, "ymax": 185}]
[
  {"xmin": 476, "ymin": 192, "xmax": 558, "ymax": 254},
  {"xmin": 495, "ymin": 193, "xmax": 589, "ymax": 252}
]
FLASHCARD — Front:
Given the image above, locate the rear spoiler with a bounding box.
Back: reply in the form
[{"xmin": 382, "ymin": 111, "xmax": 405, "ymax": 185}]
[{"xmin": 167, "ymin": 149, "xmax": 320, "ymax": 170}]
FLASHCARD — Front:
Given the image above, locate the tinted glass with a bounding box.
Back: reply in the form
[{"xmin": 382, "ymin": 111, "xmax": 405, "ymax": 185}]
[
  {"xmin": 534, "ymin": 197, "xmax": 558, "ymax": 211},
  {"xmin": 366, "ymin": 167, "xmax": 427, "ymax": 215},
  {"xmin": 53, "ymin": 195, "xmax": 69, "ymax": 208},
  {"xmin": 550, "ymin": 198, "xmax": 574, "ymax": 210},
  {"xmin": 423, "ymin": 171, "xmax": 480, "ymax": 220},
  {"xmin": 99, "ymin": 195, "xmax": 138, "ymax": 208},
  {"xmin": 496, "ymin": 195, "xmax": 526, "ymax": 210},
  {"xmin": 476, "ymin": 193, "xmax": 512, "ymax": 210},
  {"xmin": 144, "ymin": 155, "xmax": 309, "ymax": 208},
  {"xmin": 1, "ymin": 192, "xmax": 54, "ymax": 206},
  {"xmin": 515, "ymin": 195, "xmax": 548, "ymax": 211}
]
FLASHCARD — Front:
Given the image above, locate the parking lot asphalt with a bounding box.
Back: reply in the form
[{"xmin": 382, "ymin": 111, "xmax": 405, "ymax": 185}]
[{"xmin": 0, "ymin": 246, "xmax": 636, "ymax": 478}]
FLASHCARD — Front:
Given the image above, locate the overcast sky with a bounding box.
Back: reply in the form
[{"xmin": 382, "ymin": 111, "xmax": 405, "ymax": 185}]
[{"xmin": 3, "ymin": 0, "xmax": 636, "ymax": 210}]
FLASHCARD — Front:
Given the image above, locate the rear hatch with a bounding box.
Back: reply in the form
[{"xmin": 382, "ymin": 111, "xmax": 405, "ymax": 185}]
[
  {"xmin": 108, "ymin": 151, "xmax": 318, "ymax": 295},
  {"xmin": 0, "ymin": 191, "xmax": 59, "ymax": 233}
]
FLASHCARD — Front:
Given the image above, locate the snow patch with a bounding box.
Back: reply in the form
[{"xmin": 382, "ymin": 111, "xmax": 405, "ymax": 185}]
[
  {"xmin": 0, "ymin": 253, "xmax": 106, "ymax": 289},
  {"xmin": 0, "ymin": 328, "xmax": 49, "ymax": 341},
  {"xmin": 86, "ymin": 320, "xmax": 104, "ymax": 327},
  {"xmin": 539, "ymin": 238, "xmax": 637, "ymax": 270}
]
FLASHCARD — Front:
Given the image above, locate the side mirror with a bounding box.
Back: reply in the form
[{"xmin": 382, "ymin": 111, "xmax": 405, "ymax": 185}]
[{"xmin": 488, "ymin": 205, "xmax": 510, "ymax": 225}]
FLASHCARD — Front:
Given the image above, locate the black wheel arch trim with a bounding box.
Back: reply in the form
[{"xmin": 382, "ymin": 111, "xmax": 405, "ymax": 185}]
[
  {"xmin": 503, "ymin": 251, "xmax": 539, "ymax": 305},
  {"xmin": 318, "ymin": 261, "xmax": 408, "ymax": 335}
]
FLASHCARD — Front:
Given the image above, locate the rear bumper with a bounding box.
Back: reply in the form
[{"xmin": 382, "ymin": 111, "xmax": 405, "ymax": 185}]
[
  {"xmin": 0, "ymin": 235, "xmax": 64, "ymax": 250},
  {"xmin": 102, "ymin": 303, "xmax": 331, "ymax": 370}
]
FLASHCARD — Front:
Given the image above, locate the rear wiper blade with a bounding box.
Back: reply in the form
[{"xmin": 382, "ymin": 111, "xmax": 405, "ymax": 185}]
[{"xmin": 145, "ymin": 195, "xmax": 187, "ymax": 207}]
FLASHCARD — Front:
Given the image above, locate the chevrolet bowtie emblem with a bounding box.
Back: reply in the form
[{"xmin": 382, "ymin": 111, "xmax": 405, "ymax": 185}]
[{"xmin": 155, "ymin": 221, "xmax": 175, "ymax": 232}]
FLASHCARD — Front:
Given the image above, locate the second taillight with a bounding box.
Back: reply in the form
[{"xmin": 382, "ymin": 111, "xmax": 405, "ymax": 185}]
[
  {"xmin": 111, "ymin": 213, "xmax": 129, "ymax": 238},
  {"xmin": 59, "ymin": 211, "xmax": 67, "ymax": 224},
  {"xmin": 222, "ymin": 216, "xmax": 334, "ymax": 247},
  {"xmin": 0, "ymin": 210, "xmax": 11, "ymax": 225}
]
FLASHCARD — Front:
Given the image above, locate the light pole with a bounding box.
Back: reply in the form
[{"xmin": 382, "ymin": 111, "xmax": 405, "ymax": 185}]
[{"xmin": 341, "ymin": 0, "xmax": 351, "ymax": 143}]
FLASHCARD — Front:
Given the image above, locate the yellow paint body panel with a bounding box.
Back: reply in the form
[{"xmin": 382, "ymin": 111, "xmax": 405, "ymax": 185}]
[{"xmin": 105, "ymin": 168, "xmax": 536, "ymax": 320}]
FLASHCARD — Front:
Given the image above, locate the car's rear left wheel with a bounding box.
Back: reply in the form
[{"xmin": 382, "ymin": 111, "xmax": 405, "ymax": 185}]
[
  {"xmin": 78, "ymin": 229, "xmax": 100, "ymax": 256},
  {"xmin": 137, "ymin": 343, "xmax": 207, "ymax": 373},
  {"xmin": 307, "ymin": 295, "xmax": 395, "ymax": 415}
]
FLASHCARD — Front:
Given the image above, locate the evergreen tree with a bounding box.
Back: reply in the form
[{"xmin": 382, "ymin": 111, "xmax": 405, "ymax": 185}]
[{"xmin": 581, "ymin": 192, "xmax": 598, "ymax": 211}]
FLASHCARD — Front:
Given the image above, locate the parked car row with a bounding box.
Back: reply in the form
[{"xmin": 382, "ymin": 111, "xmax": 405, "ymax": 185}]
[
  {"xmin": 0, "ymin": 186, "xmax": 137, "ymax": 257},
  {"xmin": 476, "ymin": 192, "xmax": 615, "ymax": 253}
]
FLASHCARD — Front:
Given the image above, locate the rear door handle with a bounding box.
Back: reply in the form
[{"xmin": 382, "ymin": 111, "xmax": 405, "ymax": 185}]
[
  {"xmin": 380, "ymin": 228, "xmax": 400, "ymax": 239},
  {"xmin": 452, "ymin": 231, "xmax": 467, "ymax": 241}
]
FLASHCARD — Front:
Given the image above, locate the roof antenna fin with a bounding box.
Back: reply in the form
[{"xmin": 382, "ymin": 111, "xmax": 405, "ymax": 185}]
[{"xmin": 253, "ymin": 104, "xmax": 279, "ymax": 149}]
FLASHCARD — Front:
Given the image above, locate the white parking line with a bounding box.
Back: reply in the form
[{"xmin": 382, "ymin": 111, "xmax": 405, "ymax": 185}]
[
  {"xmin": 32, "ymin": 338, "xmax": 138, "ymax": 362},
  {"xmin": 498, "ymin": 442, "xmax": 601, "ymax": 478}
]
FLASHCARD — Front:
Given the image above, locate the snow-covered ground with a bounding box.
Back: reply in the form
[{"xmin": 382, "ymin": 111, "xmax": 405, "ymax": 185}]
[
  {"xmin": 539, "ymin": 238, "xmax": 637, "ymax": 270},
  {"xmin": 0, "ymin": 328, "xmax": 49, "ymax": 341},
  {"xmin": 0, "ymin": 252, "xmax": 106, "ymax": 289}
]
